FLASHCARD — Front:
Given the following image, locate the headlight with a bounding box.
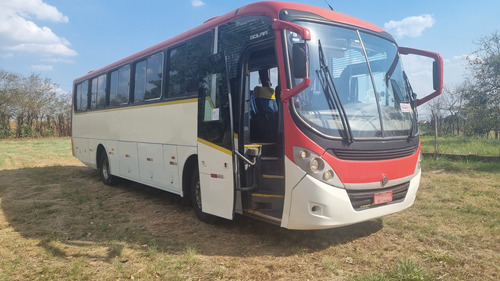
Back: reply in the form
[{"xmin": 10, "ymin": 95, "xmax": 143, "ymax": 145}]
[
  {"xmin": 293, "ymin": 146, "xmax": 341, "ymax": 187},
  {"xmin": 310, "ymin": 158, "xmax": 320, "ymax": 173}
]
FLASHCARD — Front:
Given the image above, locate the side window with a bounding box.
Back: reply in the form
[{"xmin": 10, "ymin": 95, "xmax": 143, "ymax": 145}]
[
  {"xmin": 168, "ymin": 32, "xmax": 212, "ymax": 98},
  {"xmin": 168, "ymin": 45, "xmax": 190, "ymax": 98},
  {"xmin": 134, "ymin": 60, "xmax": 147, "ymax": 102},
  {"xmin": 134, "ymin": 53, "xmax": 163, "ymax": 103},
  {"xmin": 110, "ymin": 65, "xmax": 130, "ymax": 106},
  {"xmin": 75, "ymin": 80, "xmax": 88, "ymax": 111},
  {"xmin": 145, "ymin": 53, "xmax": 163, "ymax": 100},
  {"xmin": 91, "ymin": 74, "xmax": 106, "ymax": 109}
]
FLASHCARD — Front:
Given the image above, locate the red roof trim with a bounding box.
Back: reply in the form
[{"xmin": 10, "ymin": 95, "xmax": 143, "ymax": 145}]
[{"xmin": 74, "ymin": 1, "xmax": 386, "ymax": 83}]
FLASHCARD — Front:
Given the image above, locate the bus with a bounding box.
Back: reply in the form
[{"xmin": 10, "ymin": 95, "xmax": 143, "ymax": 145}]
[{"xmin": 72, "ymin": 1, "xmax": 443, "ymax": 230}]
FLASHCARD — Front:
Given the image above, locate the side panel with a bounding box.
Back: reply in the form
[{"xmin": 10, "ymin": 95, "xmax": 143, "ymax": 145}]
[
  {"xmin": 118, "ymin": 142, "xmax": 139, "ymax": 179},
  {"xmin": 73, "ymin": 137, "xmax": 90, "ymax": 166},
  {"xmin": 162, "ymin": 144, "xmax": 181, "ymax": 193},
  {"xmin": 198, "ymin": 140, "xmax": 234, "ymax": 219},
  {"xmin": 138, "ymin": 143, "xmax": 166, "ymax": 188}
]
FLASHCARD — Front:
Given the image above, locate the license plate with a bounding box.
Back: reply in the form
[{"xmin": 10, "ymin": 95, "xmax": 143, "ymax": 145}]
[{"xmin": 374, "ymin": 191, "xmax": 393, "ymax": 205}]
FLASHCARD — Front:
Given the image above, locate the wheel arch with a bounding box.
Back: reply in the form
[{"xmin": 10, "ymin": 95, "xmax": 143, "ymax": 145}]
[
  {"xmin": 96, "ymin": 144, "xmax": 106, "ymax": 170},
  {"xmin": 181, "ymin": 154, "xmax": 198, "ymax": 200}
]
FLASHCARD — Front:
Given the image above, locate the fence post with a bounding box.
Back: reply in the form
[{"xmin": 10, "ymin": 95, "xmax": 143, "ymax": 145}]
[{"xmin": 432, "ymin": 110, "xmax": 439, "ymax": 155}]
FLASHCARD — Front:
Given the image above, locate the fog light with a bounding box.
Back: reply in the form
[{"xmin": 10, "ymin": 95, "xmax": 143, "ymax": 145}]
[{"xmin": 323, "ymin": 169, "xmax": 334, "ymax": 181}]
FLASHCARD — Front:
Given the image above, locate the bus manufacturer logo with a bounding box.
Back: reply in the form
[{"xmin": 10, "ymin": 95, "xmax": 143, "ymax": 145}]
[
  {"xmin": 250, "ymin": 30, "xmax": 269, "ymax": 40},
  {"xmin": 381, "ymin": 176, "xmax": 389, "ymax": 187}
]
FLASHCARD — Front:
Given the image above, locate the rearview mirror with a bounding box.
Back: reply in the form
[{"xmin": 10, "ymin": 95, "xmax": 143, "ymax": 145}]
[
  {"xmin": 433, "ymin": 60, "xmax": 439, "ymax": 91},
  {"xmin": 292, "ymin": 43, "xmax": 308, "ymax": 79},
  {"xmin": 398, "ymin": 46, "xmax": 443, "ymax": 106}
]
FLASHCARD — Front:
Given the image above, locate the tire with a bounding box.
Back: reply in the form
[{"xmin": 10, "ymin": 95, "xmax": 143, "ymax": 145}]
[
  {"xmin": 190, "ymin": 167, "xmax": 216, "ymax": 223},
  {"xmin": 99, "ymin": 151, "xmax": 117, "ymax": 186}
]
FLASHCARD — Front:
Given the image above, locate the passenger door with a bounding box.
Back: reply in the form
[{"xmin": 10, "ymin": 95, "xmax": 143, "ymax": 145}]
[{"xmin": 197, "ymin": 54, "xmax": 235, "ymax": 219}]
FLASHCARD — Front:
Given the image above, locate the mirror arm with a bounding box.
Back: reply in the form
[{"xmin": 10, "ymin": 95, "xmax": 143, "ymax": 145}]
[
  {"xmin": 281, "ymin": 78, "xmax": 311, "ymax": 101},
  {"xmin": 398, "ymin": 47, "xmax": 444, "ymax": 106},
  {"xmin": 272, "ymin": 20, "xmax": 311, "ymax": 101}
]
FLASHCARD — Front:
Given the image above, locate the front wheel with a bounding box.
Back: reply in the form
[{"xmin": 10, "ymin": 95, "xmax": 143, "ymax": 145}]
[
  {"xmin": 99, "ymin": 151, "xmax": 117, "ymax": 186},
  {"xmin": 190, "ymin": 167, "xmax": 216, "ymax": 223}
]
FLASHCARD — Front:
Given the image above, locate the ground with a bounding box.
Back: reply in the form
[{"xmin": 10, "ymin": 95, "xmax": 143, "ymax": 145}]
[{"xmin": 0, "ymin": 138, "xmax": 498, "ymax": 280}]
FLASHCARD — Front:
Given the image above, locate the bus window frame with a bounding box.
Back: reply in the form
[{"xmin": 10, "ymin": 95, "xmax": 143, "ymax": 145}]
[
  {"xmin": 132, "ymin": 52, "xmax": 164, "ymax": 104},
  {"xmin": 109, "ymin": 64, "xmax": 131, "ymax": 108}
]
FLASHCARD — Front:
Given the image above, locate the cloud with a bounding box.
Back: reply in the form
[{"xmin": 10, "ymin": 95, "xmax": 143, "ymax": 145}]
[
  {"xmin": 191, "ymin": 0, "xmax": 206, "ymax": 7},
  {"xmin": 384, "ymin": 14, "xmax": 435, "ymax": 39},
  {"xmin": 0, "ymin": 0, "xmax": 76, "ymax": 57},
  {"xmin": 2, "ymin": 0, "xmax": 68, "ymax": 23},
  {"xmin": 30, "ymin": 64, "xmax": 53, "ymax": 71}
]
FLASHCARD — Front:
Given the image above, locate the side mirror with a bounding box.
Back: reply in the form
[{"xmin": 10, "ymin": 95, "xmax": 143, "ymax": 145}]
[
  {"xmin": 292, "ymin": 43, "xmax": 308, "ymax": 79},
  {"xmin": 398, "ymin": 46, "xmax": 443, "ymax": 106},
  {"xmin": 433, "ymin": 60, "xmax": 439, "ymax": 91}
]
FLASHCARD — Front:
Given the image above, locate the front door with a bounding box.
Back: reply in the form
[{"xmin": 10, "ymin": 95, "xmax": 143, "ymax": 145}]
[{"xmin": 197, "ymin": 55, "xmax": 234, "ymax": 219}]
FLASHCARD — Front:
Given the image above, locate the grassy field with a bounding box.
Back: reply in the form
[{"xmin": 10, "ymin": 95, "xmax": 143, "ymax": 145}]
[
  {"xmin": 421, "ymin": 135, "xmax": 500, "ymax": 157},
  {"xmin": 0, "ymin": 138, "xmax": 499, "ymax": 280}
]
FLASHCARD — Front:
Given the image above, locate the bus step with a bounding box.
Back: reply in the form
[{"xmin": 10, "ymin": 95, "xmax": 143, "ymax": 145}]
[
  {"xmin": 251, "ymin": 193, "xmax": 284, "ymax": 212},
  {"xmin": 260, "ymin": 157, "xmax": 283, "ymax": 175},
  {"xmin": 246, "ymin": 209, "xmax": 282, "ymax": 224},
  {"xmin": 259, "ymin": 175, "xmax": 284, "ymax": 194},
  {"xmin": 262, "ymin": 174, "xmax": 284, "ymax": 180}
]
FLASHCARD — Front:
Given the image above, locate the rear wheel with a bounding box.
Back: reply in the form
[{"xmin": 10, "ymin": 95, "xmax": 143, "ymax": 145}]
[
  {"xmin": 190, "ymin": 167, "xmax": 216, "ymax": 223},
  {"xmin": 99, "ymin": 151, "xmax": 117, "ymax": 186}
]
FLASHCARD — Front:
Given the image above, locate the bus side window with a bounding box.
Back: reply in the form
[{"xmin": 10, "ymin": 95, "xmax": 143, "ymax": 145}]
[
  {"xmin": 90, "ymin": 74, "xmax": 106, "ymax": 110},
  {"xmin": 168, "ymin": 32, "xmax": 212, "ymax": 99},
  {"xmin": 109, "ymin": 65, "xmax": 130, "ymax": 106},
  {"xmin": 133, "ymin": 53, "xmax": 163, "ymax": 103},
  {"xmin": 75, "ymin": 80, "xmax": 88, "ymax": 111}
]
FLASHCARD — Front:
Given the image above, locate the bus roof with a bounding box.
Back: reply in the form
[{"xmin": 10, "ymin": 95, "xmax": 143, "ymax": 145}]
[{"xmin": 74, "ymin": 1, "xmax": 386, "ymax": 83}]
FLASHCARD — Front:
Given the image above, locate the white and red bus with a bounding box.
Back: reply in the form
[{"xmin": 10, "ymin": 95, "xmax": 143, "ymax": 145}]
[{"xmin": 72, "ymin": 1, "xmax": 443, "ymax": 229}]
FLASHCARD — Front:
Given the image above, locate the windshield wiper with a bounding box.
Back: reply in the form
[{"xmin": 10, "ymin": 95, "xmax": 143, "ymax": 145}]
[
  {"xmin": 316, "ymin": 40, "xmax": 353, "ymax": 143},
  {"xmin": 403, "ymin": 71, "xmax": 418, "ymax": 141}
]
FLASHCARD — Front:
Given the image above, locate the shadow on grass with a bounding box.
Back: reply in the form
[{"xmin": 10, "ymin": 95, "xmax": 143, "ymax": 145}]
[{"xmin": 0, "ymin": 165, "xmax": 382, "ymax": 259}]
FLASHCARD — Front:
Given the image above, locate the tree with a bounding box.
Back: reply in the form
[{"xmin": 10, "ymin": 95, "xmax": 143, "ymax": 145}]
[
  {"xmin": 466, "ymin": 30, "xmax": 500, "ymax": 138},
  {"xmin": 425, "ymin": 86, "xmax": 465, "ymax": 136},
  {"xmin": 0, "ymin": 69, "xmax": 71, "ymax": 138}
]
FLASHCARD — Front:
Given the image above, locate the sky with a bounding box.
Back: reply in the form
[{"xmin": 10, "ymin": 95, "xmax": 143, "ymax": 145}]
[{"xmin": 1, "ymin": 0, "xmax": 499, "ymax": 100}]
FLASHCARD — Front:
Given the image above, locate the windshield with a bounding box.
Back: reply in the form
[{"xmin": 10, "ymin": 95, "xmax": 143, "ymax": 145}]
[{"xmin": 290, "ymin": 22, "xmax": 415, "ymax": 139}]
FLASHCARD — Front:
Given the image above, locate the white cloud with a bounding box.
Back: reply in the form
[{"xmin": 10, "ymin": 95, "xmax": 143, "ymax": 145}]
[
  {"xmin": 384, "ymin": 14, "xmax": 435, "ymax": 39},
  {"xmin": 191, "ymin": 0, "xmax": 206, "ymax": 7},
  {"xmin": 0, "ymin": 0, "xmax": 76, "ymax": 57},
  {"xmin": 30, "ymin": 64, "xmax": 53, "ymax": 71}
]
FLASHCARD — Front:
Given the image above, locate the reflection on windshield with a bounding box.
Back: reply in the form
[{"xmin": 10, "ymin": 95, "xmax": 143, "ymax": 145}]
[{"xmin": 291, "ymin": 22, "xmax": 415, "ymax": 139}]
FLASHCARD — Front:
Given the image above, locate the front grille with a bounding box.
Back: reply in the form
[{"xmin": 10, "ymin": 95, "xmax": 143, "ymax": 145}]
[
  {"xmin": 346, "ymin": 182, "xmax": 410, "ymax": 211},
  {"xmin": 332, "ymin": 146, "xmax": 417, "ymax": 161}
]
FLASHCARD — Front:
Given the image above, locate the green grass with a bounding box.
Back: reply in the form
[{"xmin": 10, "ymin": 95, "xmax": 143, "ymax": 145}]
[
  {"xmin": 421, "ymin": 135, "xmax": 500, "ymax": 157},
  {"xmin": 422, "ymin": 154, "xmax": 500, "ymax": 173},
  {"xmin": 0, "ymin": 137, "xmax": 73, "ymax": 169},
  {"xmin": 0, "ymin": 138, "xmax": 499, "ymax": 280},
  {"xmin": 355, "ymin": 260, "xmax": 437, "ymax": 281}
]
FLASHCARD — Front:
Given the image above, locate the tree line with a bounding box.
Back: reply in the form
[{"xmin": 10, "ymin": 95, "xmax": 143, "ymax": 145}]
[
  {"xmin": 425, "ymin": 30, "xmax": 500, "ymax": 139},
  {"xmin": 0, "ymin": 70, "xmax": 71, "ymax": 138}
]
